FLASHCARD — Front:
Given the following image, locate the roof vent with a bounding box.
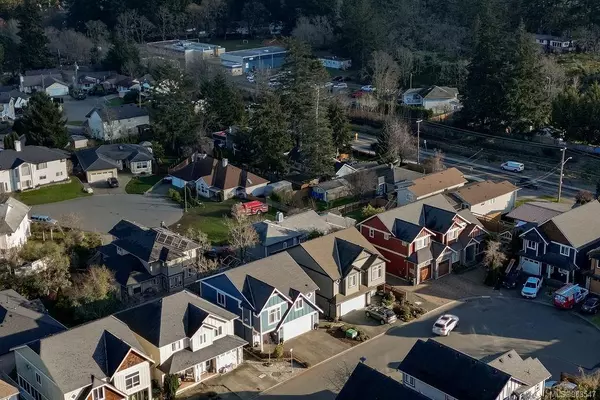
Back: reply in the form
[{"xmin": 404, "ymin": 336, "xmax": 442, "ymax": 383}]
[
  {"xmin": 498, "ymin": 358, "xmax": 504, "ymax": 363},
  {"xmin": 507, "ymin": 353, "xmax": 513, "ymax": 358}
]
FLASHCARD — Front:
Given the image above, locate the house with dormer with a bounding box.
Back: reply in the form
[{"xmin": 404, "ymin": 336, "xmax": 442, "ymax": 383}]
[
  {"xmin": 288, "ymin": 227, "xmax": 386, "ymax": 319},
  {"xmin": 115, "ymin": 291, "xmax": 246, "ymax": 393},
  {"xmin": 519, "ymin": 200, "xmax": 600, "ymax": 284},
  {"xmin": 358, "ymin": 194, "xmax": 486, "ymax": 285},
  {"xmin": 199, "ymin": 252, "xmax": 321, "ymax": 350},
  {"xmin": 12, "ymin": 316, "xmax": 154, "ymax": 400}
]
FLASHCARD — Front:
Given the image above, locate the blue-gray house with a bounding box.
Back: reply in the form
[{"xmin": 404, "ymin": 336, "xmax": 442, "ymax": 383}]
[
  {"xmin": 199, "ymin": 252, "xmax": 321, "ymax": 351},
  {"xmin": 519, "ymin": 200, "xmax": 600, "ymax": 284}
]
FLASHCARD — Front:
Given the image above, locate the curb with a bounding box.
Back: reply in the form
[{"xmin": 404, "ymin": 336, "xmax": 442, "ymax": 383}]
[{"xmin": 144, "ymin": 177, "xmax": 164, "ymax": 196}]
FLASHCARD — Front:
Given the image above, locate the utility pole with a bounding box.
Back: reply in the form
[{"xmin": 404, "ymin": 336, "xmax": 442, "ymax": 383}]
[
  {"xmin": 409, "ymin": 73, "xmax": 413, "ymax": 89},
  {"xmin": 416, "ymin": 119, "xmax": 423, "ymax": 164},
  {"xmin": 558, "ymin": 148, "xmax": 572, "ymax": 202}
]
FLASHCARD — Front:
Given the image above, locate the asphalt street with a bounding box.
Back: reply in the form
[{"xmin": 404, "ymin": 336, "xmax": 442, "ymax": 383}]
[{"xmin": 259, "ymin": 297, "xmax": 600, "ymax": 400}]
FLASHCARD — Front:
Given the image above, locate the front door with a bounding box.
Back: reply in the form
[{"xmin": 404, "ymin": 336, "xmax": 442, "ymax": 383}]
[
  {"xmin": 465, "ymin": 245, "xmax": 475, "ymax": 263},
  {"xmin": 420, "ymin": 265, "xmax": 432, "ymax": 283}
]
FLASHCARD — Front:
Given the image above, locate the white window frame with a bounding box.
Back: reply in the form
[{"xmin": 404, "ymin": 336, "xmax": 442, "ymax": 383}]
[
  {"xmin": 383, "ymin": 233, "xmax": 390, "ymax": 240},
  {"xmin": 35, "ymin": 372, "xmax": 41, "ymax": 385},
  {"xmin": 414, "ymin": 236, "xmax": 429, "ymax": 251},
  {"xmin": 369, "ymin": 228, "xmax": 374, "ymax": 238},
  {"xmin": 348, "ymin": 274, "xmax": 358, "ymax": 288},
  {"xmin": 559, "ymin": 245, "xmax": 570, "ymax": 256},
  {"xmin": 37, "ymin": 162, "xmax": 47, "ymax": 170},
  {"xmin": 372, "ymin": 265, "xmax": 383, "ymax": 280},
  {"xmin": 268, "ymin": 307, "xmax": 281, "ymax": 324},
  {"xmin": 171, "ymin": 340, "xmax": 181, "ymax": 351},
  {"xmin": 295, "ymin": 298, "xmax": 303, "ymax": 310},
  {"xmin": 447, "ymin": 229, "xmax": 458, "ymax": 240},
  {"xmin": 404, "ymin": 374, "xmax": 415, "ymax": 387},
  {"xmin": 125, "ymin": 372, "xmax": 140, "ymax": 390},
  {"xmin": 526, "ymin": 240, "xmax": 538, "ymax": 251},
  {"xmin": 93, "ymin": 387, "xmax": 105, "ymax": 400},
  {"xmin": 217, "ymin": 291, "xmax": 226, "ymax": 307},
  {"xmin": 198, "ymin": 332, "xmax": 207, "ymax": 344}
]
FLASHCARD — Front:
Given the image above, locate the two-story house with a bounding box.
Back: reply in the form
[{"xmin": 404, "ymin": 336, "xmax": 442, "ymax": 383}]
[
  {"xmin": 288, "ymin": 227, "xmax": 386, "ymax": 319},
  {"xmin": 397, "ymin": 168, "xmax": 467, "ymax": 207},
  {"xmin": 401, "ymin": 86, "xmax": 461, "ymax": 114},
  {"xmin": 519, "ymin": 200, "xmax": 600, "ymax": 284},
  {"xmin": 12, "ymin": 316, "xmax": 154, "ymax": 400},
  {"xmin": 200, "ymin": 252, "xmax": 321, "ymax": 351},
  {"xmin": 446, "ymin": 180, "xmax": 519, "ymax": 217},
  {"xmin": 76, "ymin": 144, "xmax": 154, "ymax": 184},
  {"xmin": 398, "ymin": 339, "xmax": 550, "ymax": 400},
  {"xmin": 0, "ymin": 197, "xmax": 31, "ymax": 250},
  {"xmin": 358, "ymin": 194, "xmax": 486, "ymax": 285},
  {"xmin": 86, "ymin": 104, "xmax": 150, "ymax": 141},
  {"xmin": 115, "ymin": 290, "xmax": 246, "ymax": 393},
  {"xmin": 0, "ymin": 141, "xmax": 69, "ymax": 193},
  {"xmin": 94, "ymin": 220, "xmax": 202, "ymax": 300},
  {"xmin": 0, "ymin": 89, "xmax": 29, "ymax": 120}
]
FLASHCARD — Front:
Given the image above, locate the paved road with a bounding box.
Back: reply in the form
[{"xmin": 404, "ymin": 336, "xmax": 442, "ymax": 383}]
[
  {"xmin": 32, "ymin": 194, "xmax": 183, "ymax": 233},
  {"xmin": 259, "ymin": 297, "xmax": 600, "ymax": 400}
]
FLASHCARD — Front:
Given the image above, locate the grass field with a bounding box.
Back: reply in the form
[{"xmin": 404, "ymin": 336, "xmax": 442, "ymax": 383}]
[
  {"xmin": 15, "ymin": 178, "xmax": 90, "ymax": 206},
  {"xmin": 125, "ymin": 175, "xmax": 164, "ymax": 194}
]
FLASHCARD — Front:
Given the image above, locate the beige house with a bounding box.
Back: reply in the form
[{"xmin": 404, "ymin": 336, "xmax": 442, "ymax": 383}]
[
  {"xmin": 396, "ymin": 167, "xmax": 467, "ymax": 206},
  {"xmin": 447, "ymin": 180, "xmax": 519, "ymax": 217}
]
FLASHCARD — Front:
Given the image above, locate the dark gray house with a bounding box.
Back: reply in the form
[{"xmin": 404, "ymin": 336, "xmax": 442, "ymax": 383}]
[{"xmin": 75, "ymin": 144, "xmax": 154, "ymax": 183}]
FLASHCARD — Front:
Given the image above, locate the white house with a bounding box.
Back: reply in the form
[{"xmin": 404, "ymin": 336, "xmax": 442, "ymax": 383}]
[
  {"xmin": 396, "ymin": 168, "xmax": 467, "ymax": 206},
  {"xmin": 19, "ymin": 73, "xmax": 69, "ymax": 96},
  {"xmin": 534, "ymin": 34, "xmax": 575, "ymax": 52},
  {"xmin": 0, "ymin": 141, "xmax": 69, "ymax": 193},
  {"xmin": 448, "ymin": 180, "xmax": 519, "ymax": 217},
  {"xmin": 402, "ymin": 86, "xmax": 461, "ymax": 114},
  {"xmin": 86, "ymin": 104, "xmax": 150, "ymax": 141},
  {"xmin": 0, "ymin": 197, "xmax": 31, "ymax": 251}
]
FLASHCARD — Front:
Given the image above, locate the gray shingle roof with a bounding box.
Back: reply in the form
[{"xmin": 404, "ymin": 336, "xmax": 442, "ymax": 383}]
[
  {"xmin": 75, "ymin": 148, "xmax": 120, "ymax": 172},
  {"xmin": 487, "ymin": 350, "xmax": 551, "ymax": 386},
  {"xmin": 116, "ymin": 290, "xmax": 238, "ymax": 347},
  {"xmin": 97, "ymin": 244, "xmax": 153, "ymax": 286},
  {"xmin": 21, "ymin": 73, "xmax": 67, "ymax": 89},
  {"xmin": 0, "ymin": 146, "xmax": 69, "ymax": 170},
  {"xmin": 540, "ymin": 200, "xmax": 600, "ymax": 248},
  {"xmin": 506, "ymin": 201, "xmax": 570, "ymax": 224},
  {"xmin": 86, "ymin": 104, "xmax": 149, "ymax": 122},
  {"xmin": 0, "ymin": 90, "xmax": 29, "ymax": 104},
  {"xmin": 0, "ymin": 289, "xmax": 65, "ymax": 355},
  {"xmin": 0, "ymin": 197, "xmax": 30, "ymax": 234},
  {"xmin": 75, "ymin": 144, "xmax": 153, "ymax": 172},
  {"xmin": 28, "ymin": 316, "xmax": 147, "ymax": 393}
]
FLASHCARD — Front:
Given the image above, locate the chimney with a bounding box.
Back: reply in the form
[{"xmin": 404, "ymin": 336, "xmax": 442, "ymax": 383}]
[
  {"xmin": 275, "ymin": 211, "xmax": 284, "ymax": 223},
  {"xmin": 14, "ymin": 140, "xmax": 22, "ymax": 152},
  {"xmin": 222, "ymin": 158, "xmax": 228, "ymax": 167}
]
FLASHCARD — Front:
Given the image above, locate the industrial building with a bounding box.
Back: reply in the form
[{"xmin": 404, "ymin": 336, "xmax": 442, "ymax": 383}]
[
  {"xmin": 220, "ymin": 46, "xmax": 287, "ymax": 73},
  {"xmin": 145, "ymin": 40, "xmax": 225, "ymax": 69},
  {"xmin": 319, "ymin": 56, "xmax": 352, "ymax": 70}
]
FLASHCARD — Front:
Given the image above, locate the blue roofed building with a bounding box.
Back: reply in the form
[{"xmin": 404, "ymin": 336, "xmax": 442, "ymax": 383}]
[{"xmin": 220, "ymin": 46, "xmax": 287, "ymax": 73}]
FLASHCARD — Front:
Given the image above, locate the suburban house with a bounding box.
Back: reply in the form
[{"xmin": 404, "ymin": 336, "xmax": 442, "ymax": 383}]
[
  {"xmin": 334, "ymin": 161, "xmax": 379, "ymax": 178},
  {"xmin": 358, "ymin": 194, "xmax": 486, "ymax": 284},
  {"xmin": 0, "ymin": 89, "xmax": 29, "ymax": 120},
  {"xmin": 0, "ymin": 197, "xmax": 31, "ymax": 250},
  {"xmin": 12, "ymin": 316, "xmax": 154, "ymax": 400},
  {"xmin": 0, "ymin": 289, "xmax": 65, "ymax": 373},
  {"xmin": 339, "ymin": 164, "xmax": 424, "ymax": 197},
  {"xmin": 169, "ymin": 154, "xmax": 269, "ymax": 201},
  {"xmin": 398, "ymin": 339, "xmax": 550, "ymax": 400},
  {"xmin": 115, "ymin": 290, "xmax": 246, "ymax": 393},
  {"xmin": 397, "ymin": 167, "xmax": 467, "ymax": 206},
  {"xmin": 0, "ymin": 141, "xmax": 69, "ymax": 193},
  {"xmin": 75, "ymin": 144, "xmax": 154, "ymax": 183},
  {"xmin": 336, "ymin": 362, "xmax": 428, "ymax": 400},
  {"xmin": 19, "ymin": 71, "xmax": 69, "ymax": 96},
  {"xmin": 506, "ymin": 201, "xmax": 571, "ymax": 227},
  {"xmin": 519, "ymin": 200, "xmax": 600, "ymax": 284},
  {"xmin": 0, "ymin": 378, "xmax": 18, "ymax": 400},
  {"xmin": 534, "ymin": 34, "xmax": 575, "ymax": 52},
  {"xmin": 311, "ymin": 179, "xmax": 351, "ymax": 203},
  {"xmin": 200, "ymin": 252, "xmax": 321, "ymax": 350},
  {"xmin": 288, "ymin": 227, "xmax": 386, "ymax": 319},
  {"xmin": 586, "ymin": 248, "xmax": 600, "ymax": 295},
  {"xmin": 86, "ymin": 104, "xmax": 150, "ymax": 141},
  {"xmin": 93, "ymin": 220, "xmax": 202, "ymax": 300},
  {"xmin": 401, "ymin": 86, "xmax": 461, "ymax": 114},
  {"xmin": 250, "ymin": 210, "xmax": 355, "ymax": 260},
  {"xmin": 446, "ymin": 180, "xmax": 519, "ymax": 217}
]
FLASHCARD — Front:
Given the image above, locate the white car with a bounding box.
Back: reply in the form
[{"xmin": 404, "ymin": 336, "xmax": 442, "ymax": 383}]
[
  {"xmin": 246, "ymin": 75, "xmax": 255, "ymax": 83},
  {"xmin": 361, "ymin": 85, "xmax": 376, "ymax": 92},
  {"xmin": 521, "ymin": 277, "xmax": 543, "ymax": 299},
  {"xmin": 501, "ymin": 161, "xmax": 525, "ymax": 172},
  {"xmin": 432, "ymin": 314, "xmax": 459, "ymax": 336},
  {"xmin": 333, "ymin": 82, "xmax": 348, "ymax": 89}
]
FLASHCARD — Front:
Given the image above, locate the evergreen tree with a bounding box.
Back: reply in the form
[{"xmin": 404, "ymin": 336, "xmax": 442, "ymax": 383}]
[
  {"xmin": 302, "ymin": 112, "xmax": 335, "ymax": 177},
  {"xmin": 203, "ymin": 73, "xmax": 245, "ymax": 131},
  {"xmin": 339, "ymin": 0, "xmax": 383, "ymax": 67},
  {"xmin": 17, "ymin": 0, "xmax": 51, "ymax": 70},
  {"xmin": 16, "ymin": 92, "xmax": 68, "ymax": 148},
  {"xmin": 3, "ymin": 132, "xmax": 19, "ymax": 150},
  {"xmin": 103, "ymin": 35, "xmax": 140, "ymax": 75},
  {"xmin": 551, "ymin": 87, "xmax": 582, "ymax": 141},
  {"xmin": 327, "ymin": 99, "xmax": 352, "ymax": 154}
]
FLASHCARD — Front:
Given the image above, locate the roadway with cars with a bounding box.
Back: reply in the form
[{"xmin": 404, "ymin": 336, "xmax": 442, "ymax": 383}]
[{"xmin": 258, "ymin": 297, "xmax": 600, "ymax": 400}]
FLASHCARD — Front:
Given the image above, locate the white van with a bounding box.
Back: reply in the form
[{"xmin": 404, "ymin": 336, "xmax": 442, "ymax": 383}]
[{"xmin": 501, "ymin": 161, "xmax": 525, "ymax": 172}]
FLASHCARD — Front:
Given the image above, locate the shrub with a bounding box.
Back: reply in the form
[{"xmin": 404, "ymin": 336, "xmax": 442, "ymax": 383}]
[
  {"xmin": 162, "ymin": 374, "xmax": 179, "ymax": 400},
  {"xmin": 393, "ymin": 303, "xmax": 413, "ymax": 322},
  {"xmin": 362, "ymin": 204, "xmax": 385, "ymax": 219},
  {"xmin": 270, "ymin": 192, "xmax": 281, "ymax": 202},
  {"xmin": 381, "ymin": 292, "xmax": 395, "ymax": 307},
  {"xmin": 273, "ymin": 343, "xmax": 284, "ymax": 359},
  {"xmin": 168, "ymin": 188, "xmax": 182, "ymax": 203},
  {"xmin": 576, "ymin": 190, "xmax": 594, "ymax": 204},
  {"xmin": 355, "ymin": 329, "xmax": 370, "ymax": 342}
]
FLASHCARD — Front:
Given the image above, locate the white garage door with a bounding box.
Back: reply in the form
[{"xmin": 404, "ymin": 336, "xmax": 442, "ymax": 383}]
[
  {"xmin": 281, "ymin": 312, "xmax": 314, "ymax": 341},
  {"xmin": 340, "ymin": 294, "xmax": 366, "ymax": 316},
  {"xmin": 88, "ymin": 170, "xmax": 115, "ymax": 183},
  {"xmin": 46, "ymin": 87, "xmax": 68, "ymax": 97},
  {"xmin": 520, "ymin": 257, "xmax": 541, "ymax": 275}
]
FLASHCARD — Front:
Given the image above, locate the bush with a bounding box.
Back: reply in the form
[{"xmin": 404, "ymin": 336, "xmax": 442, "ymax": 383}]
[
  {"xmin": 576, "ymin": 190, "xmax": 594, "ymax": 204},
  {"xmin": 355, "ymin": 329, "xmax": 370, "ymax": 342},
  {"xmin": 269, "ymin": 191, "xmax": 281, "ymax": 202},
  {"xmin": 162, "ymin": 374, "xmax": 180, "ymax": 400},
  {"xmin": 273, "ymin": 343, "xmax": 284, "ymax": 359},
  {"xmin": 362, "ymin": 204, "xmax": 385, "ymax": 219},
  {"xmin": 168, "ymin": 188, "xmax": 182, "ymax": 203},
  {"xmin": 381, "ymin": 292, "xmax": 395, "ymax": 307},
  {"xmin": 393, "ymin": 303, "xmax": 413, "ymax": 322}
]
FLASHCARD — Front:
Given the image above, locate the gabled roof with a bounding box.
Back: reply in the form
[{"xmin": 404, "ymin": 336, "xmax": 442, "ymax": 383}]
[
  {"xmin": 398, "ymin": 339, "xmax": 511, "ymax": 400},
  {"xmin": 506, "ymin": 201, "xmax": 570, "ymax": 224},
  {"xmin": 487, "ymin": 350, "xmax": 551, "ymax": 387},
  {"xmin": 76, "ymin": 144, "xmax": 154, "ymax": 172},
  {"xmin": 407, "ymin": 168, "xmax": 466, "ymax": 198},
  {"xmin": 86, "ymin": 104, "xmax": 149, "ymax": 122},
  {"xmin": 109, "ymin": 220, "xmax": 201, "ymax": 263},
  {"xmin": 0, "ymin": 89, "xmax": 29, "ymax": 103},
  {"xmin": 253, "ymin": 210, "xmax": 341, "ymax": 246},
  {"xmin": 453, "ymin": 180, "xmax": 518, "ymax": 205},
  {"xmin": 292, "ymin": 227, "xmax": 382, "ymax": 280},
  {"xmin": 336, "ymin": 362, "xmax": 429, "ymax": 400},
  {"xmin": 404, "ymin": 86, "xmax": 459, "ymax": 100},
  {"xmin": 0, "ymin": 146, "xmax": 69, "ymax": 170},
  {"xmin": 538, "ymin": 200, "xmax": 600, "ymax": 248},
  {"xmin": 97, "ymin": 244, "xmax": 153, "ymax": 286},
  {"xmin": 0, "ymin": 378, "xmax": 19, "ymax": 400},
  {"xmin": 0, "ymin": 197, "xmax": 30, "ymax": 234},
  {"xmin": 75, "ymin": 148, "xmax": 120, "ymax": 172},
  {"xmin": 0, "ymin": 289, "xmax": 65, "ymax": 355},
  {"xmin": 116, "ymin": 290, "xmax": 238, "ymax": 348},
  {"xmin": 316, "ymin": 178, "xmax": 350, "ymax": 191},
  {"xmin": 169, "ymin": 155, "xmax": 268, "ymax": 190},
  {"xmin": 20, "ymin": 73, "xmax": 67, "ymax": 89},
  {"xmin": 27, "ymin": 316, "xmax": 149, "ymax": 393}
]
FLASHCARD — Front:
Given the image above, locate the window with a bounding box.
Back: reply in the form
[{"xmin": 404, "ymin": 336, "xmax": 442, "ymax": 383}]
[
  {"xmin": 171, "ymin": 340, "xmax": 181, "ymax": 351},
  {"xmin": 18, "ymin": 375, "xmax": 44, "ymax": 400},
  {"xmin": 384, "ymin": 233, "xmax": 390, "ymax": 240},
  {"xmin": 268, "ymin": 307, "xmax": 281, "ymax": 324},
  {"xmin": 36, "ymin": 163, "xmax": 47, "ymax": 170},
  {"xmin": 403, "ymin": 374, "xmax": 415, "ymax": 387},
  {"xmin": 35, "ymin": 372, "xmax": 41, "ymax": 385},
  {"xmin": 217, "ymin": 291, "xmax": 226, "ymax": 307},
  {"xmin": 56, "ymin": 171, "xmax": 63, "ymax": 177},
  {"xmin": 185, "ymin": 268, "xmax": 195, "ymax": 278},
  {"xmin": 560, "ymin": 245, "xmax": 570, "ymax": 256},
  {"xmin": 39, "ymin": 175, "xmax": 46, "ymax": 180},
  {"xmin": 93, "ymin": 387, "xmax": 105, "ymax": 400},
  {"xmin": 348, "ymin": 274, "xmax": 357, "ymax": 288},
  {"xmin": 214, "ymin": 326, "xmax": 223, "ymax": 337},
  {"xmin": 22, "ymin": 165, "xmax": 31, "ymax": 176},
  {"xmin": 447, "ymin": 229, "xmax": 458, "ymax": 240},
  {"xmin": 295, "ymin": 298, "xmax": 303, "ymax": 310},
  {"xmin": 414, "ymin": 236, "xmax": 429, "ymax": 251},
  {"xmin": 372, "ymin": 265, "xmax": 383, "ymax": 280},
  {"xmin": 125, "ymin": 372, "xmax": 140, "ymax": 390},
  {"xmin": 369, "ymin": 228, "xmax": 374, "ymax": 238},
  {"xmin": 136, "ymin": 162, "xmax": 147, "ymax": 169},
  {"xmin": 198, "ymin": 332, "xmax": 207, "ymax": 344},
  {"xmin": 283, "ymin": 241, "xmax": 288, "ymax": 249},
  {"xmin": 133, "ymin": 286, "xmax": 142, "ymax": 294},
  {"xmin": 526, "ymin": 240, "xmax": 538, "ymax": 251}
]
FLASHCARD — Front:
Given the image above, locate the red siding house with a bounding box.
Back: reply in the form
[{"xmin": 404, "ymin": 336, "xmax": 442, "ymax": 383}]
[{"xmin": 357, "ymin": 194, "xmax": 487, "ymax": 285}]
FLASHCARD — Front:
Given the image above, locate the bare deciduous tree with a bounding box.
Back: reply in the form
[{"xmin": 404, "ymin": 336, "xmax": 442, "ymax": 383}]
[
  {"xmin": 187, "ymin": 0, "xmax": 226, "ymax": 35},
  {"xmin": 134, "ymin": 16, "xmax": 155, "ymax": 44},
  {"xmin": 116, "ymin": 10, "xmax": 139, "ymax": 42},
  {"xmin": 157, "ymin": 7, "xmax": 174, "ymax": 41},
  {"xmin": 540, "ymin": 55, "xmax": 566, "ymax": 101},
  {"xmin": 225, "ymin": 205, "xmax": 258, "ymax": 262},
  {"xmin": 291, "ymin": 16, "xmax": 334, "ymax": 49},
  {"xmin": 85, "ymin": 20, "xmax": 108, "ymax": 44},
  {"xmin": 346, "ymin": 169, "xmax": 377, "ymax": 198},
  {"xmin": 369, "ymin": 51, "xmax": 400, "ymax": 113},
  {"xmin": 422, "ymin": 149, "xmax": 445, "ymax": 173},
  {"xmin": 377, "ymin": 118, "xmax": 417, "ymax": 165},
  {"xmin": 395, "ymin": 46, "xmax": 414, "ymax": 86},
  {"xmin": 183, "ymin": 227, "xmax": 220, "ymax": 273},
  {"xmin": 46, "ymin": 27, "xmax": 94, "ymax": 64}
]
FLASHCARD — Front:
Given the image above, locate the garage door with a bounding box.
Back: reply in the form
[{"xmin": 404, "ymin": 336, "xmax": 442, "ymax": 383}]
[
  {"xmin": 47, "ymin": 87, "xmax": 68, "ymax": 97},
  {"xmin": 340, "ymin": 294, "xmax": 367, "ymax": 316},
  {"xmin": 520, "ymin": 257, "xmax": 541, "ymax": 275},
  {"xmin": 438, "ymin": 260, "xmax": 450, "ymax": 277},
  {"xmin": 420, "ymin": 265, "xmax": 432, "ymax": 282},
  {"xmin": 88, "ymin": 170, "xmax": 115, "ymax": 183},
  {"xmin": 281, "ymin": 312, "xmax": 314, "ymax": 341}
]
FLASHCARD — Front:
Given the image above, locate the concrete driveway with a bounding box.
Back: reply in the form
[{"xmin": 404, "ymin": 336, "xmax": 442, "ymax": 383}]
[
  {"xmin": 258, "ymin": 297, "xmax": 600, "ymax": 400},
  {"xmin": 89, "ymin": 174, "xmax": 133, "ymax": 195},
  {"xmin": 31, "ymin": 194, "xmax": 183, "ymax": 233}
]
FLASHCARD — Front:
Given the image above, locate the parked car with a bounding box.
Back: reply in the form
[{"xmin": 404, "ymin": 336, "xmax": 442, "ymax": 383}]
[
  {"xmin": 107, "ymin": 177, "xmax": 119, "ymax": 188},
  {"xmin": 365, "ymin": 305, "xmax": 397, "ymax": 325},
  {"xmin": 351, "ymin": 90, "xmax": 365, "ymax": 98},
  {"xmin": 518, "ymin": 177, "xmax": 539, "ymax": 190},
  {"xmin": 70, "ymin": 89, "xmax": 87, "ymax": 100},
  {"xmin": 503, "ymin": 267, "xmax": 522, "ymax": 289},
  {"xmin": 521, "ymin": 276, "xmax": 543, "ymax": 299},
  {"xmin": 30, "ymin": 215, "xmax": 57, "ymax": 225},
  {"xmin": 361, "ymin": 85, "xmax": 376, "ymax": 92},
  {"xmin": 580, "ymin": 297, "xmax": 600, "ymax": 314},
  {"xmin": 432, "ymin": 314, "xmax": 459, "ymax": 336},
  {"xmin": 553, "ymin": 283, "xmax": 589, "ymax": 309},
  {"xmin": 324, "ymin": 82, "xmax": 334, "ymax": 88},
  {"xmin": 246, "ymin": 75, "xmax": 255, "ymax": 83},
  {"xmin": 333, "ymin": 82, "xmax": 348, "ymax": 89},
  {"xmin": 501, "ymin": 161, "xmax": 525, "ymax": 172}
]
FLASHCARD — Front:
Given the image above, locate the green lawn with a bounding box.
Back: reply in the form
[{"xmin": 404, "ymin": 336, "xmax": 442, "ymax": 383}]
[
  {"xmin": 105, "ymin": 97, "xmax": 124, "ymax": 107},
  {"xmin": 316, "ymin": 196, "xmax": 360, "ymax": 212},
  {"xmin": 15, "ymin": 178, "xmax": 91, "ymax": 206},
  {"xmin": 343, "ymin": 208, "xmax": 365, "ymax": 222},
  {"xmin": 590, "ymin": 314, "xmax": 600, "ymax": 328},
  {"xmin": 125, "ymin": 175, "xmax": 164, "ymax": 194},
  {"xmin": 170, "ymin": 199, "xmax": 237, "ymax": 245}
]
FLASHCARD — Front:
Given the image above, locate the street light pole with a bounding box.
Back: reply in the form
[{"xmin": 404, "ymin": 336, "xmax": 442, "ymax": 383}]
[
  {"xmin": 558, "ymin": 148, "xmax": 572, "ymax": 203},
  {"xmin": 416, "ymin": 119, "xmax": 423, "ymax": 164}
]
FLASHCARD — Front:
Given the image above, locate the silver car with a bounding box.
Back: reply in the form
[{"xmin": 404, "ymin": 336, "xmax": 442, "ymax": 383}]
[{"xmin": 432, "ymin": 314, "xmax": 459, "ymax": 336}]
